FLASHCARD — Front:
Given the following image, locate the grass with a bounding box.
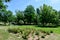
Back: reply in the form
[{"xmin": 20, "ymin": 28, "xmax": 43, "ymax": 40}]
[
  {"xmin": 0, "ymin": 25, "xmax": 60, "ymax": 40},
  {"xmin": 8, "ymin": 25, "xmax": 60, "ymax": 34},
  {"xmin": 0, "ymin": 29, "xmax": 9, "ymax": 40}
]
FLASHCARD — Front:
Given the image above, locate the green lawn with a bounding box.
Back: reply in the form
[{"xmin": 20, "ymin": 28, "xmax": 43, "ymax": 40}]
[{"xmin": 8, "ymin": 25, "xmax": 60, "ymax": 34}]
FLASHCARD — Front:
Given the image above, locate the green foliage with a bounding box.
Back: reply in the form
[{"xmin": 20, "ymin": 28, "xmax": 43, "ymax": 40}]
[
  {"xmin": 36, "ymin": 8, "xmax": 40, "ymax": 15},
  {"xmin": 8, "ymin": 28, "xmax": 19, "ymax": 34},
  {"xmin": 0, "ymin": 0, "xmax": 12, "ymax": 25},
  {"xmin": 16, "ymin": 10, "xmax": 24, "ymax": 24},
  {"xmin": 38, "ymin": 4, "xmax": 59, "ymax": 26},
  {"xmin": 35, "ymin": 31, "xmax": 39, "ymax": 35},
  {"xmin": 24, "ymin": 5, "xmax": 35, "ymax": 24},
  {"xmin": 0, "ymin": 1, "xmax": 60, "ymax": 27},
  {"xmin": 5, "ymin": 0, "xmax": 11, "ymax": 2},
  {"xmin": 7, "ymin": 10, "xmax": 13, "ymax": 22}
]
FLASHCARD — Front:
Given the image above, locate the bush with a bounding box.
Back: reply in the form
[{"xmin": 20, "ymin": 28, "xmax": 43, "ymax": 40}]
[
  {"xmin": 50, "ymin": 31, "xmax": 53, "ymax": 33},
  {"xmin": 37, "ymin": 23, "xmax": 57, "ymax": 27},
  {"xmin": 35, "ymin": 31, "xmax": 39, "ymax": 35},
  {"xmin": 41, "ymin": 35, "xmax": 45, "ymax": 38},
  {"xmin": 8, "ymin": 28, "xmax": 20, "ymax": 34},
  {"xmin": 46, "ymin": 32, "xmax": 50, "ymax": 35},
  {"xmin": 19, "ymin": 20, "xmax": 24, "ymax": 24},
  {"xmin": 22, "ymin": 35, "xmax": 27, "ymax": 39}
]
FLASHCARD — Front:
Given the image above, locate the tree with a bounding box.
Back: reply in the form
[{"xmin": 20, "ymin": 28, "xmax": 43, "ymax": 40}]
[
  {"xmin": 0, "ymin": 11, "xmax": 3, "ymax": 22},
  {"xmin": 7, "ymin": 10, "xmax": 13, "ymax": 25},
  {"xmin": 1, "ymin": 10, "xmax": 12, "ymax": 25},
  {"xmin": 39, "ymin": 4, "xmax": 59, "ymax": 26},
  {"xmin": 58, "ymin": 11, "xmax": 60, "ymax": 19},
  {"xmin": 0, "ymin": 0, "xmax": 11, "ymax": 25},
  {"xmin": 5, "ymin": 0, "xmax": 11, "ymax": 2},
  {"xmin": 51, "ymin": 10, "xmax": 59, "ymax": 25},
  {"xmin": 0, "ymin": 0, "xmax": 7, "ymax": 22},
  {"xmin": 24, "ymin": 5, "xmax": 35, "ymax": 24},
  {"xmin": 36, "ymin": 8, "xmax": 40, "ymax": 15},
  {"xmin": 16, "ymin": 10, "xmax": 24, "ymax": 25},
  {"xmin": 36, "ymin": 8, "xmax": 40, "ymax": 25},
  {"xmin": 2, "ymin": 10, "xmax": 8, "ymax": 25},
  {"xmin": 32, "ymin": 14, "xmax": 38, "ymax": 25}
]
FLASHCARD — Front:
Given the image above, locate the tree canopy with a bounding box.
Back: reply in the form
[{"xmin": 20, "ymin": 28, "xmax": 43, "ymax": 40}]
[{"xmin": 0, "ymin": 0, "xmax": 60, "ymax": 27}]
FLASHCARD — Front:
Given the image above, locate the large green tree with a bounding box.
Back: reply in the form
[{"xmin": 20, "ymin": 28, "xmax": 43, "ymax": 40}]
[
  {"xmin": 24, "ymin": 5, "xmax": 35, "ymax": 24},
  {"xmin": 7, "ymin": 10, "xmax": 13, "ymax": 25},
  {"xmin": 16, "ymin": 10, "xmax": 24, "ymax": 25},
  {"xmin": 1, "ymin": 10, "xmax": 13, "ymax": 25},
  {"xmin": 36, "ymin": 8, "xmax": 40, "ymax": 25},
  {"xmin": 0, "ymin": 0, "xmax": 11, "ymax": 25},
  {"xmin": 39, "ymin": 4, "xmax": 59, "ymax": 26}
]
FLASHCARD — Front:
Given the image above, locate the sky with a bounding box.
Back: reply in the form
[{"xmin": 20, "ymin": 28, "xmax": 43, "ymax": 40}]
[{"xmin": 5, "ymin": 0, "xmax": 60, "ymax": 14}]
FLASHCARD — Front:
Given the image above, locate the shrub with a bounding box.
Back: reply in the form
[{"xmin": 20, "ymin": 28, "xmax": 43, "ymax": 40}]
[
  {"xmin": 50, "ymin": 31, "xmax": 53, "ymax": 33},
  {"xmin": 41, "ymin": 30, "xmax": 46, "ymax": 33},
  {"xmin": 46, "ymin": 32, "xmax": 50, "ymax": 35},
  {"xmin": 8, "ymin": 28, "xmax": 20, "ymax": 34},
  {"xmin": 41, "ymin": 35, "xmax": 45, "ymax": 38},
  {"xmin": 22, "ymin": 35, "xmax": 27, "ymax": 40},
  {"xmin": 35, "ymin": 31, "xmax": 39, "ymax": 35}
]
